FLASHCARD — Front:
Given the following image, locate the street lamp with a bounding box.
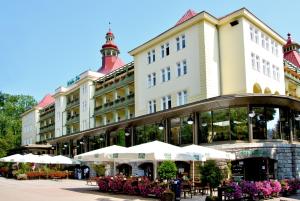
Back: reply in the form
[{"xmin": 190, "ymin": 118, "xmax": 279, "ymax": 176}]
[
  {"xmin": 158, "ymin": 122, "xmax": 164, "ymax": 130},
  {"xmin": 249, "ymin": 110, "xmax": 255, "ymax": 118},
  {"xmin": 187, "ymin": 115, "xmax": 194, "ymax": 125},
  {"xmin": 125, "ymin": 127, "xmax": 130, "ymax": 136}
]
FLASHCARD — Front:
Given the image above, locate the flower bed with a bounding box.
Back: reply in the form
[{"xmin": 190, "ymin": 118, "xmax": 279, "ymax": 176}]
[
  {"xmin": 97, "ymin": 176, "xmax": 167, "ymax": 198},
  {"xmin": 223, "ymin": 179, "xmax": 300, "ymax": 200}
]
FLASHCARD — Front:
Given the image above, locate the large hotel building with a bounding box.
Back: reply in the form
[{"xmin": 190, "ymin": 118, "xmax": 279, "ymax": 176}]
[{"xmin": 21, "ymin": 8, "xmax": 300, "ymax": 181}]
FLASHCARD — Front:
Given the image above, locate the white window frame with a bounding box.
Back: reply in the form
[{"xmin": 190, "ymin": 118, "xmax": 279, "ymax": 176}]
[
  {"xmin": 161, "ymin": 45, "xmax": 165, "ymax": 58},
  {"xmin": 182, "ymin": 34, "xmax": 186, "ymax": 49}
]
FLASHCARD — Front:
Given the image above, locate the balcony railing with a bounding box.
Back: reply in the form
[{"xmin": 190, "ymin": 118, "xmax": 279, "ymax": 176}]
[
  {"xmin": 94, "ymin": 75, "xmax": 134, "ymax": 97},
  {"xmin": 39, "ymin": 124, "xmax": 55, "ymax": 134},
  {"xmin": 39, "ymin": 110, "xmax": 55, "ymax": 121},
  {"xmin": 66, "ymin": 128, "xmax": 79, "ymax": 135},
  {"xmin": 66, "ymin": 114, "xmax": 80, "ymax": 125},
  {"xmin": 66, "ymin": 99, "xmax": 80, "ymax": 110},
  {"xmin": 94, "ymin": 93, "xmax": 135, "ymax": 116}
]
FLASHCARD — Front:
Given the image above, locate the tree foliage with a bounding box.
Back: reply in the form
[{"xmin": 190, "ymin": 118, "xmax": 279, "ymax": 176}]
[
  {"xmin": 0, "ymin": 92, "xmax": 37, "ymax": 157},
  {"xmin": 199, "ymin": 160, "xmax": 223, "ymax": 196},
  {"xmin": 158, "ymin": 160, "xmax": 177, "ymax": 180}
]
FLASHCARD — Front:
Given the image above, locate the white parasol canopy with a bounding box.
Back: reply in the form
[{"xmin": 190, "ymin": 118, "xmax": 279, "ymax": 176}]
[
  {"xmin": 52, "ymin": 155, "xmax": 80, "ymax": 164},
  {"xmin": 182, "ymin": 144, "xmax": 235, "ymax": 160},
  {"xmin": 74, "ymin": 145, "xmax": 128, "ymax": 162},
  {"xmin": 21, "ymin": 153, "xmax": 41, "ymax": 163},
  {"xmin": 116, "ymin": 141, "xmax": 198, "ymax": 161},
  {"xmin": 0, "ymin": 154, "xmax": 24, "ymax": 163}
]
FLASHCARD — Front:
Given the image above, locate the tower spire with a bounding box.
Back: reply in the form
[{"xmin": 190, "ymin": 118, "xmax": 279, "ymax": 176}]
[{"xmin": 97, "ymin": 26, "xmax": 125, "ymax": 74}]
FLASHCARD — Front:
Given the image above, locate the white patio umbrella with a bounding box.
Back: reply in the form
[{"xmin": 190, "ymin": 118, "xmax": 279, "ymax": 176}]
[
  {"xmin": 117, "ymin": 141, "xmax": 196, "ymax": 161},
  {"xmin": 182, "ymin": 144, "xmax": 235, "ymax": 183},
  {"xmin": 0, "ymin": 154, "xmax": 24, "ymax": 163},
  {"xmin": 21, "ymin": 153, "xmax": 41, "ymax": 163},
  {"xmin": 74, "ymin": 145, "xmax": 128, "ymax": 162},
  {"xmin": 116, "ymin": 141, "xmax": 198, "ymax": 179},
  {"xmin": 182, "ymin": 144, "xmax": 235, "ymax": 160},
  {"xmin": 38, "ymin": 154, "xmax": 54, "ymax": 164},
  {"xmin": 52, "ymin": 155, "xmax": 80, "ymax": 165}
]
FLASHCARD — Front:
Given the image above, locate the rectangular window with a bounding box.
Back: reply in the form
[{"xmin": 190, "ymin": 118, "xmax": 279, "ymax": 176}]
[
  {"xmin": 161, "ymin": 95, "xmax": 171, "ymax": 110},
  {"xmin": 176, "ymin": 37, "xmax": 180, "ymax": 51},
  {"xmin": 256, "ymin": 55, "xmax": 260, "ymax": 72},
  {"xmin": 162, "ymin": 97, "xmax": 166, "ymax": 110},
  {"xmin": 276, "ymin": 67, "xmax": 280, "ymax": 81},
  {"xmin": 148, "ymin": 100, "xmax": 156, "ymax": 114},
  {"xmin": 265, "ymin": 37, "xmax": 269, "ymax": 50},
  {"xmin": 182, "ymin": 35, "xmax": 186, "ymax": 49},
  {"xmin": 152, "ymin": 50, "xmax": 155, "ymax": 62},
  {"xmin": 161, "ymin": 45, "xmax": 165, "ymax": 58},
  {"xmin": 262, "ymin": 59, "xmax": 266, "ymax": 75},
  {"xmin": 250, "ymin": 26, "xmax": 254, "ymax": 41},
  {"xmin": 251, "ymin": 53, "xmax": 255, "ymax": 69},
  {"xmin": 261, "ymin": 33, "xmax": 265, "ymax": 48},
  {"xmin": 147, "ymin": 52, "xmax": 151, "ymax": 64},
  {"xmin": 272, "ymin": 65, "xmax": 276, "ymax": 79},
  {"xmin": 177, "ymin": 60, "xmax": 187, "ymax": 77},
  {"xmin": 183, "ymin": 60, "xmax": 187, "ymax": 74},
  {"xmin": 177, "ymin": 90, "xmax": 187, "ymax": 106},
  {"xmin": 161, "ymin": 69, "xmax": 166, "ymax": 82},
  {"xmin": 152, "ymin": 72, "xmax": 156, "ymax": 86},
  {"xmin": 275, "ymin": 44, "xmax": 278, "ymax": 57},
  {"xmin": 177, "ymin": 91, "xmax": 182, "ymax": 106},
  {"xmin": 166, "ymin": 43, "xmax": 170, "ymax": 56},
  {"xmin": 255, "ymin": 29, "xmax": 259, "ymax": 44},
  {"xmin": 177, "ymin": 62, "xmax": 181, "ymax": 77},
  {"xmin": 266, "ymin": 62, "xmax": 270, "ymax": 77},
  {"xmin": 167, "ymin": 95, "xmax": 171, "ymax": 109},
  {"xmin": 271, "ymin": 41, "xmax": 275, "ymax": 54},
  {"xmin": 166, "ymin": 67, "xmax": 171, "ymax": 81},
  {"xmin": 147, "ymin": 74, "xmax": 151, "ymax": 88}
]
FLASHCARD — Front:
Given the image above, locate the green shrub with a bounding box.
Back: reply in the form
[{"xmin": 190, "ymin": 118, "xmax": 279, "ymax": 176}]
[
  {"xmin": 199, "ymin": 160, "xmax": 223, "ymax": 196},
  {"xmin": 158, "ymin": 161, "xmax": 177, "ymax": 180},
  {"xmin": 92, "ymin": 164, "xmax": 106, "ymax": 176}
]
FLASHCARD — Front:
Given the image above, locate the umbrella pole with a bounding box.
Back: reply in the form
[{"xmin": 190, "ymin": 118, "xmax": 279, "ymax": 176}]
[
  {"xmin": 153, "ymin": 160, "xmax": 157, "ymax": 180},
  {"xmin": 192, "ymin": 160, "xmax": 195, "ymax": 184},
  {"xmin": 113, "ymin": 160, "xmax": 116, "ymax": 176}
]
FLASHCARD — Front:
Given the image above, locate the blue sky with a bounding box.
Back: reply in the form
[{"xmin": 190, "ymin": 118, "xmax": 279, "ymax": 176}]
[{"xmin": 1, "ymin": 0, "xmax": 299, "ymax": 101}]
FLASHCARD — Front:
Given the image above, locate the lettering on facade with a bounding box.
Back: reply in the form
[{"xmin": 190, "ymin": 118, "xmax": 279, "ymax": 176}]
[
  {"xmin": 67, "ymin": 75, "xmax": 80, "ymax": 86},
  {"xmin": 164, "ymin": 153, "xmax": 171, "ymax": 160},
  {"xmin": 138, "ymin": 153, "xmax": 145, "ymax": 159},
  {"xmin": 236, "ymin": 149, "xmax": 271, "ymax": 159}
]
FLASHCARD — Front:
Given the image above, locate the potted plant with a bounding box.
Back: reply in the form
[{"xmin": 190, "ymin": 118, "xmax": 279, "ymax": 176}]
[
  {"xmin": 158, "ymin": 160, "xmax": 177, "ymax": 201},
  {"xmin": 199, "ymin": 160, "xmax": 223, "ymax": 200}
]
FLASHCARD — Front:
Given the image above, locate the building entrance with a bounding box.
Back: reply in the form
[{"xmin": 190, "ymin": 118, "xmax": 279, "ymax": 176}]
[{"xmin": 231, "ymin": 157, "xmax": 275, "ymax": 181}]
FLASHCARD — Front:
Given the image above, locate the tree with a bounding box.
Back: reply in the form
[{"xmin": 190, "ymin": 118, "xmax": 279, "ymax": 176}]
[
  {"xmin": 199, "ymin": 160, "xmax": 223, "ymax": 196},
  {"xmin": 0, "ymin": 92, "xmax": 36, "ymax": 157},
  {"xmin": 158, "ymin": 160, "xmax": 177, "ymax": 180}
]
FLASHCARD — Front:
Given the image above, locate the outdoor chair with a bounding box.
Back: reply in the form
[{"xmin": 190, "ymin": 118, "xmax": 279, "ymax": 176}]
[{"xmin": 181, "ymin": 181, "xmax": 193, "ymax": 199}]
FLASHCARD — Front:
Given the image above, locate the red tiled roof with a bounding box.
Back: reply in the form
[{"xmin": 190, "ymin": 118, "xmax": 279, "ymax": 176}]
[
  {"xmin": 284, "ymin": 51, "xmax": 300, "ymax": 68},
  {"xmin": 175, "ymin": 9, "xmax": 197, "ymax": 26},
  {"xmin": 37, "ymin": 94, "xmax": 55, "ymax": 108},
  {"xmin": 97, "ymin": 56, "xmax": 125, "ymax": 74}
]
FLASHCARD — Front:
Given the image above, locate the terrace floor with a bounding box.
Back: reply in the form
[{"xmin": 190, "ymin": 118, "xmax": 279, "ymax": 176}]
[{"xmin": 0, "ymin": 177, "xmax": 299, "ymax": 201}]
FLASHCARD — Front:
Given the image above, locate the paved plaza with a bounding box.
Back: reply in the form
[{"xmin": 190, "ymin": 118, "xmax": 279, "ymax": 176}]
[{"xmin": 0, "ymin": 177, "xmax": 299, "ymax": 201}]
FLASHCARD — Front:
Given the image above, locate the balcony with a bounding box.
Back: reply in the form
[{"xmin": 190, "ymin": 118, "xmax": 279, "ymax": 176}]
[
  {"xmin": 39, "ymin": 124, "xmax": 55, "ymax": 134},
  {"xmin": 94, "ymin": 93, "xmax": 135, "ymax": 116},
  {"xmin": 66, "ymin": 114, "xmax": 80, "ymax": 125},
  {"xmin": 66, "ymin": 99, "xmax": 79, "ymax": 110},
  {"xmin": 94, "ymin": 75, "xmax": 134, "ymax": 97},
  {"xmin": 66, "ymin": 128, "xmax": 79, "ymax": 135},
  {"xmin": 39, "ymin": 110, "xmax": 55, "ymax": 121}
]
